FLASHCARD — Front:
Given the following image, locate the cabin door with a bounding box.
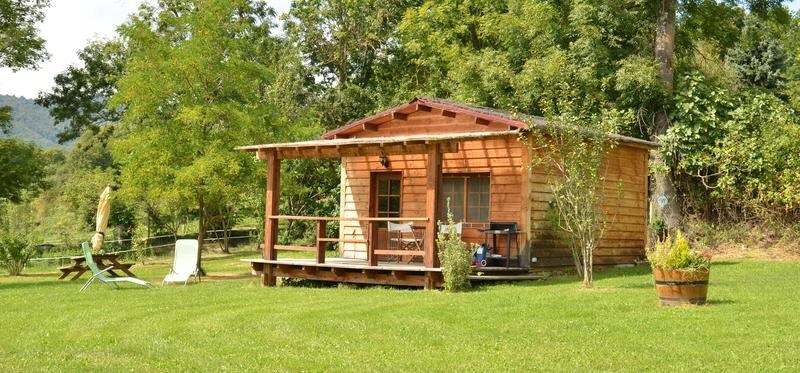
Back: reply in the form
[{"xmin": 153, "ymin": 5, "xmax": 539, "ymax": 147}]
[{"xmin": 370, "ymin": 172, "xmax": 402, "ymax": 251}]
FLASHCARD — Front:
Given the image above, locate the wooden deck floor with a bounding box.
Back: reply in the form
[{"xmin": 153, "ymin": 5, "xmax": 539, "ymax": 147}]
[{"xmin": 243, "ymin": 257, "xmax": 538, "ymax": 288}]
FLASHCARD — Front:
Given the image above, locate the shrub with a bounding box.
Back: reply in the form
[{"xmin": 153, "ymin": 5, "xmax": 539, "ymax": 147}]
[
  {"xmin": 0, "ymin": 231, "xmax": 35, "ymax": 276},
  {"xmin": 436, "ymin": 204, "xmax": 474, "ymax": 292},
  {"xmin": 648, "ymin": 230, "xmax": 710, "ymax": 271}
]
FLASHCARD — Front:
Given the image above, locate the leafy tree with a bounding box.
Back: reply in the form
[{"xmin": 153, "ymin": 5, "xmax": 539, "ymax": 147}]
[
  {"xmin": 0, "ymin": 138, "xmax": 47, "ymax": 203},
  {"xmin": 725, "ymin": 17, "xmax": 788, "ymax": 89},
  {"xmin": 110, "ymin": 0, "xmax": 319, "ymax": 268},
  {"xmin": 0, "ymin": 0, "xmax": 48, "ymax": 70},
  {"xmin": 528, "ymin": 112, "xmax": 625, "ymax": 288},
  {"xmin": 0, "ymin": 0, "xmax": 49, "ymax": 131},
  {"xmin": 36, "ymin": 40, "xmax": 127, "ymax": 143},
  {"xmin": 284, "ymin": 0, "xmax": 419, "ymax": 128}
]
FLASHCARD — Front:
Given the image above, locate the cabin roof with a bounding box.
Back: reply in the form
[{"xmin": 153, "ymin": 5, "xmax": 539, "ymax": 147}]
[
  {"xmin": 321, "ymin": 96, "xmax": 538, "ymax": 139},
  {"xmin": 319, "ymin": 96, "xmax": 657, "ymax": 148},
  {"xmin": 236, "ymin": 97, "xmax": 658, "ymax": 157}
]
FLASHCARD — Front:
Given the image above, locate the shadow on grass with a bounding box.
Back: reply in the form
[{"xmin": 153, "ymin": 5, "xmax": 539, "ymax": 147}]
[
  {"xmin": 616, "ymin": 282, "xmax": 654, "ymax": 289},
  {"xmin": 0, "ymin": 279, "xmax": 71, "ymax": 291},
  {"xmin": 705, "ymin": 298, "xmax": 736, "ymax": 305},
  {"xmin": 708, "ymin": 260, "xmax": 739, "ymax": 267}
]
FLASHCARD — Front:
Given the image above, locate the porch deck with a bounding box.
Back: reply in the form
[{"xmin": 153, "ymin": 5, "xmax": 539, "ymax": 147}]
[{"xmin": 243, "ymin": 257, "xmax": 537, "ymax": 289}]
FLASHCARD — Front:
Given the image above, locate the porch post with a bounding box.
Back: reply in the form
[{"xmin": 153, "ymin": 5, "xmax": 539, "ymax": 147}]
[
  {"xmin": 424, "ymin": 144, "xmax": 442, "ymax": 268},
  {"xmin": 263, "ymin": 149, "xmax": 280, "ymax": 286}
]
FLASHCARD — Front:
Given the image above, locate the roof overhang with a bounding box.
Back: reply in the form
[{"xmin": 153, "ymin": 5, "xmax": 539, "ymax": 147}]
[{"xmin": 237, "ymin": 130, "xmax": 523, "ymax": 160}]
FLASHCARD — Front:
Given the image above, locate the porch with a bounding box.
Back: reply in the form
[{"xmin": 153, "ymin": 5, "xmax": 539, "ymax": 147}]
[
  {"xmin": 237, "ymin": 98, "xmax": 537, "ymax": 288},
  {"xmin": 244, "ymin": 257, "xmax": 540, "ymax": 289},
  {"xmin": 243, "ymin": 214, "xmax": 533, "ymax": 288}
]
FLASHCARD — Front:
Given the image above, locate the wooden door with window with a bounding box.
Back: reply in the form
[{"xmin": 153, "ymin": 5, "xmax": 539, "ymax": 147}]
[{"xmin": 370, "ymin": 172, "xmax": 402, "ymax": 251}]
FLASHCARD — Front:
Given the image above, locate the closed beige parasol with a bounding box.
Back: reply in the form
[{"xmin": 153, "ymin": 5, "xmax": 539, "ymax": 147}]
[{"xmin": 90, "ymin": 186, "xmax": 112, "ymax": 254}]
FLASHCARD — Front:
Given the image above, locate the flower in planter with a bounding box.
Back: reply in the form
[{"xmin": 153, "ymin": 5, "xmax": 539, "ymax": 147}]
[
  {"xmin": 647, "ymin": 230, "xmax": 710, "ymax": 271},
  {"xmin": 647, "ymin": 230, "xmax": 711, "ymax": 306}
]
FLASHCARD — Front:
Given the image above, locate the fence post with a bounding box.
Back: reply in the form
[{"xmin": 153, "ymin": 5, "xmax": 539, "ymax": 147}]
[
  {"xmin": 368, "ymin": 220, "xmax": 377, "ymax": 266},
  {"xmin": 316, "ymin": 219, "xmax": 327, "ymax": 264}
]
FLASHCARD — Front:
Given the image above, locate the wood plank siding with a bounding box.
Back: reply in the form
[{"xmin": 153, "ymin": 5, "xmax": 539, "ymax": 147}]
[
  {"xmin": 527, "ymin": 145, "xmax": 649, "ymax": 268},
  {"xmin": 338, "ymin": 108, "xmax": 649, "ymax": 268}
]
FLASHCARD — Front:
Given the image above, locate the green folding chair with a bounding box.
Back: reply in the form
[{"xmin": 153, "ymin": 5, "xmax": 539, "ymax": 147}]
[{"xmin": 79, "ymin": 242, "xmax": 153, "ymax": 292}]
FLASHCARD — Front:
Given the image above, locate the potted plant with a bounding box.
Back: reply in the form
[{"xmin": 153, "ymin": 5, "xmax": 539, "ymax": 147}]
[{"xmin": 646, "ymin": 230, "xmax": 711, "ymax": 306}]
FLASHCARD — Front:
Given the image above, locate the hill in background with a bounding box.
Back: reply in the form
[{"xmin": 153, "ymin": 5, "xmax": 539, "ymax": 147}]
[{"xmin": 0, "ymin": 94, "xmax": 66, "ymax": 148}]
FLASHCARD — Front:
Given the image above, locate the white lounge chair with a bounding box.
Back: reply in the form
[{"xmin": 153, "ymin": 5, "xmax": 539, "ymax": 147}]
[{"xmin": 163, "ymin": 239, "xmax": 200, "ymax": 286}]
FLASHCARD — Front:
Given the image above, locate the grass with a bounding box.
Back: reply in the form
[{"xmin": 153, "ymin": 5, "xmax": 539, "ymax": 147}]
[{"xmin": 1, "ymin": 254, "xmax": 799, "ymax": 371}]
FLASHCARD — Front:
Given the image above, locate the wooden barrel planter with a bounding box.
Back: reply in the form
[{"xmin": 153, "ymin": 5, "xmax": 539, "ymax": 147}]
[{"xmin": 652, "ymin": 268, "xmax": 709, "ymax": 306}]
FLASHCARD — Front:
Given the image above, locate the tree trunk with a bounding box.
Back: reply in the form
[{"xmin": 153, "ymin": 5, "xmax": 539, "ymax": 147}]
[
  {"xmin": 582, "ymin": 243, "xmax": 593, "ymax": 289},
  {"xmin": 197, "ymin": 193, "xmax": 206, "ymax": 275},
  {"xmin": 221, "ymin": 206, "xmax": 230, "ymax": 254},
  {"xmin": 651, "ymin": 0, "xmax": 682, "ymax": 231}
]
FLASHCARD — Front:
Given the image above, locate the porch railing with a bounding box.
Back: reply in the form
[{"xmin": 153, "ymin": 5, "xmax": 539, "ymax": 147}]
[{"xmin": 266, "ymin": 215, "xmax": 429, "ymax": 266}]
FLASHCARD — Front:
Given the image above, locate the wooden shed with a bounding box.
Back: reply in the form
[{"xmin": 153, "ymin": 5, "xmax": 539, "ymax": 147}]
[{"xmin": 239, "ymin": 97, "xmax": 656, "ymax": 288}]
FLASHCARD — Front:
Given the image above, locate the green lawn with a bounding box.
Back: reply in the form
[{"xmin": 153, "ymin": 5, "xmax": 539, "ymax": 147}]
[{"xmin": 1, "ymin": 255, "xmax": 798, "ymax": 371}]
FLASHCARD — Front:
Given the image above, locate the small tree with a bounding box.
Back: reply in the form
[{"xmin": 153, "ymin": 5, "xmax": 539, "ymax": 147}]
[
  {"xmin": 526, "ymin": 114, "xmax": 622, "ymax": 288},
  {"xmin": 0, "ymin": 230, "xmax": 34, "ymax": 276},
  {"xmin": 436, "ymin": 200, "xmax": 474, "ymax": 291}
]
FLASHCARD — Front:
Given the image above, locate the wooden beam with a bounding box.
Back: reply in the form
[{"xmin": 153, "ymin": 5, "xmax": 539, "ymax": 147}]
[
  {"xmin": 475, "ymin": 117, "xmax": 490, "ymax": 125},
  {"xmin": 424, "ymin": 144, "xmax": 442, "ymax": 268},
  {"xmin": 256, "ymin": 149, "xmax": 268, "ymax": 160},
  {"xmin": 392, "ymin": 112, "xmax": 408, "ymax": 120},
  {"xmin": 316, "ymin": 220, "xmax": 327, "ymax": 264},
  {"xmin": 442, "ymin": 110, "xmax": 456, "ymax": 118},
  {"xmin": 263, "ymin": 149, "xmax": 280, "ymax": 288},
  {"xmin": 424, "ymin": 272, "xmax": 435, "ymax": 290},
  {"xmin": 260, "ymin": 264, "xmax": 274, "ymax": 287},
  {"xmin": 368, "ymin": 221, "xmax": 377, "ymax": 266},
  {"xmin": 416, "ymin": 104, "xmax": 432, "ymax": 112},
  {"xmin": 362, "ymin": 123, "xmax": 379, "ymax": 132},
  {"xmin": 520, "ymin": 142, "xmax": 531, "ymax": 269}
]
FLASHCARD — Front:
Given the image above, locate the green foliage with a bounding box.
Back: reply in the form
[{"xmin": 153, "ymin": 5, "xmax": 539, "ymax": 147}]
[
  {"xmin": 528, "ymin": 112, "xmax": 623, "ymax": 288},
  {"xmin": 36, "ymin": 39, "xmax": 127, "ymax": 143},
  {"xmin": 0, "ymin": 138, "xmax": 48, "ymax": 202},
  {"xmin": 436, "ymin": 202, "xmax": 473, "ymax": 292},
  {"xmin": 279, "ymin": 158, "xmax": 340, "ymax": 245},
  {"xmin": 110, "ymin": 0, "xmax": 320, "ymax": 252},
  {"xmin": 0, "ymin": 229, "xmax": 34, "ymax": 276},
  {"xmin": 725, "ymin": 18, "xmax": 787, "ymax": 89},
  {"xmin": 648, "ymin": 230, "xmax": 710, "ymax": 271},
  {"xmin": 389, "ymin": 0, "xmax": 659, "ymax": 133},
  {"xmin": 665, "ymin": 71, "xmax": 800, "ymax": 216},
  {"xmin": 0, "ymin": 0, "xmax": 48, "ymax": 71}
]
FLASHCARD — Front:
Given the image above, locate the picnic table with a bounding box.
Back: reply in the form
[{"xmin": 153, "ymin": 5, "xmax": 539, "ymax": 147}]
[{"xmin": 57, "ymin": 253, "xmax": 136, "ymax": 281}]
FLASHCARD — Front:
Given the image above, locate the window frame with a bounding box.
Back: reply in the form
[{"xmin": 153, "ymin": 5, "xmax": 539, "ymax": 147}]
[
  {"xmin": 439, "ymin": 173, "xmax": 490, "ymax": 223},
  {"xmin": 372, "ymin": 172, "xmax": 403, "ymax": 228}
]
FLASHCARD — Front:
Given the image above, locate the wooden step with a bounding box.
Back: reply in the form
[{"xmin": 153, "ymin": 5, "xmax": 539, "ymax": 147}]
[{"xmin": 469, "ymin": 274, "xmax": 545, "ymax": 281}]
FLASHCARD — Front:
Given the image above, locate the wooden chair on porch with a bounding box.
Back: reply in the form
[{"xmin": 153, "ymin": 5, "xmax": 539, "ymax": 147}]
[{"xmin": 387, "ymin": 222, "xmax": 424, "ymax": 263}]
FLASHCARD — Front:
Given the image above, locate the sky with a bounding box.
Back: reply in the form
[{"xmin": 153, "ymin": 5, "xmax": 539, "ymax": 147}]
[
  {"xmin": 0, "ymin": 0, "xmax": 798, "ymax": 99},
  {"xmin": 0, "ymin": 0, "xmax": 292, "ymax": 99}
]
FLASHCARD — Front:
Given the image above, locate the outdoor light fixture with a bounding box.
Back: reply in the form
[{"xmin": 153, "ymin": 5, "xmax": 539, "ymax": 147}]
[{"xmin": 379, "ymin": 152, "xmax": 390, "ymax": 168}]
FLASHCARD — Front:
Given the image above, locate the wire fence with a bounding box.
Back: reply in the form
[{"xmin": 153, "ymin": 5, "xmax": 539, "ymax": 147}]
[{"xmin": 28, "ymin": 229, "xmax": 259, "ymax": 266}]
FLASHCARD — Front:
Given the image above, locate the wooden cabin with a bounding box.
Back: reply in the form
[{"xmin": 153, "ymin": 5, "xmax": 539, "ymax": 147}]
[{"xmin": 238, "ymin": 97, "xmax": 656, "ymax": 288}]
